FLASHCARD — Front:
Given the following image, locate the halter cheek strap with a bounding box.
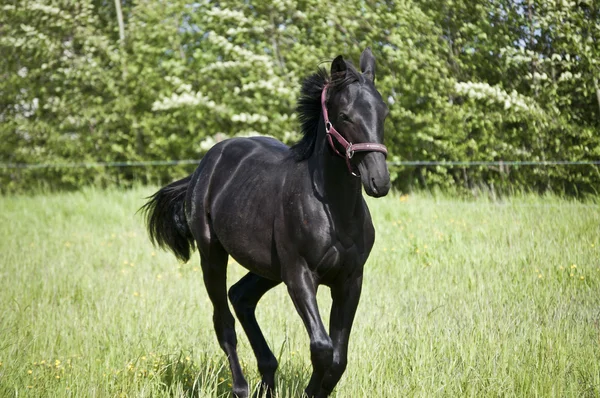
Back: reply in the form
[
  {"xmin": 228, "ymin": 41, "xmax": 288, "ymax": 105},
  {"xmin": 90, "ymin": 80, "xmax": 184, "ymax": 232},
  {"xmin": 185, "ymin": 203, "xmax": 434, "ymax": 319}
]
[{"xmin": 321, "ymin": 84, "xmax": 388, "ymax": 176}]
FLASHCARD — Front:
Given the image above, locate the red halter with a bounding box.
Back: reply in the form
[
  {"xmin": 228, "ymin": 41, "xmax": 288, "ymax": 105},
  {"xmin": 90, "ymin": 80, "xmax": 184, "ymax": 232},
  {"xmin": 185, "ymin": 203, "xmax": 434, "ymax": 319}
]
[{"xmin": 321, "ymin": 84, "xmax": 388, "ymax": 177}]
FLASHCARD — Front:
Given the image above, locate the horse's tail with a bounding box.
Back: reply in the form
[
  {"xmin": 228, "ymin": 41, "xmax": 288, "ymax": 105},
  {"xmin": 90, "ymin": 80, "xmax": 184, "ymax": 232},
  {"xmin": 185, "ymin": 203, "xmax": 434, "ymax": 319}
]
[{"xmin": 140, "ymin": 175, "xmax": 195, "ymax": 262}]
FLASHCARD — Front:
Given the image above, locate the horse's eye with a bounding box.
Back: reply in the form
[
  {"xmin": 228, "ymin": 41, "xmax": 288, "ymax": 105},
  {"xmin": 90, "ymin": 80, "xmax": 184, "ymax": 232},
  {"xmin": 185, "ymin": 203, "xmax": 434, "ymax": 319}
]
[{"xmin": 339, "ymin": 113, "xmax": 351, "ymax": 123}]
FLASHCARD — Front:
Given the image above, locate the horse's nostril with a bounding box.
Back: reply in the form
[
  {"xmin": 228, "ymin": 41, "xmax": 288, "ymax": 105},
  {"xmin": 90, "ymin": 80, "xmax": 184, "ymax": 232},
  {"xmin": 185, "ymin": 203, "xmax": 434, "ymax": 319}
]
[{"xmin": 371, "ymin": 177, "xmax": 379, "ymax": 194}]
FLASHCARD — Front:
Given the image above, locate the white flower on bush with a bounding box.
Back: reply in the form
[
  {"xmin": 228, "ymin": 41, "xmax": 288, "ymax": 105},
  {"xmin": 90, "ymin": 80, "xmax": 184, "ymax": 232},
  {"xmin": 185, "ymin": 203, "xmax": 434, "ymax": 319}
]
[
  {"xmin": 231, "ymin": 113, "xmax": 268, "ymax": 124},
  {"xmin": 240, "ymin": 79, "xmax": 296, "ymax": 100},
  {"xmin": 199, "ymin": 135, "xmax": 217, "ymax": 152},
  {"xmin": 152, "ymin": 91, "xmax": 224, "ymax": 112},
  {"xmin": 225, "ymin": 26, "xmax": 266, "ymax": 36},
  {"xmin": 455, "ymin": 81, "xmax": 538, "ymax": 113},
  {"xmin": 28, "ymin": 2, "xmax": 61, "ymax": 15},
  {"xmin": 558, "ymin": 71, "xmax": 573, "ymax": 81},
  {"xmin": 207, "ymin": 32, "xmax": 272, "ymax": 66},
  {"xmin": 206, "ymin": 7, "xmax": 249, "ymax": 24}
]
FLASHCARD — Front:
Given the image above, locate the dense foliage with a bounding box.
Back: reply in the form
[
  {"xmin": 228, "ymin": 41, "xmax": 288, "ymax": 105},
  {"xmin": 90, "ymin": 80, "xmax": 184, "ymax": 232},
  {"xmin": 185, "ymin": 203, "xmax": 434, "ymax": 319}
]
[{"xmin": 1, "ymin": 0, "xmax": 599, "ymax": 194}]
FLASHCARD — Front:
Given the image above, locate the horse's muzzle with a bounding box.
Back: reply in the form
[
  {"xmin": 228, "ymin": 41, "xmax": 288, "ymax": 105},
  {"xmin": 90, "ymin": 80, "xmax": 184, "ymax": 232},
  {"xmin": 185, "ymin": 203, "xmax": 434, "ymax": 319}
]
[{"xmin": 358, "ymin": 152, "xmax": 390, "ymax": 197}]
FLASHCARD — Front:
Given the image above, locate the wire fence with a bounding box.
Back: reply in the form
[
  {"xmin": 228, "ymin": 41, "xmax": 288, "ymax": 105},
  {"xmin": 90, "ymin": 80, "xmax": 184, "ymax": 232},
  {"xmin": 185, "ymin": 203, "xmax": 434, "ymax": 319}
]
[
  {"xmin": 2, "ymin": 159, "xmax": 600, "ymax": 169},
  {"xmin": 0, "ymin": 159, "xmax": 200, "ymax": 169},
  {"xmin": 2, "ymin": 159, "xmax": 599, "ymax": 208}
]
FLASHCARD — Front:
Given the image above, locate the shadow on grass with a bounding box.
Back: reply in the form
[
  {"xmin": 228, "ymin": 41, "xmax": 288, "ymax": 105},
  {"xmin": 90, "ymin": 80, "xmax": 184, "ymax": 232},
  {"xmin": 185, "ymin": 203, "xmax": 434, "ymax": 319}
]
[
  {"xmin": 158, "ymin": 352, "xmax": 231, "ymax": 397},
  {"xmin": 158, "ymin": 352, "xmax": 312, "ymax": 398},
  {"xmin": 268, "ymin": 359, "xmax": 311, "ymax": 398}
]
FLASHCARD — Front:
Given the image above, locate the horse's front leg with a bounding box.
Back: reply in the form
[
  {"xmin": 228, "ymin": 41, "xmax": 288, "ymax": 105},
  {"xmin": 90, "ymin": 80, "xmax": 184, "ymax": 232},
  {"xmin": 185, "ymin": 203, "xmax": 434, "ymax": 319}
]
[
  {"xmin": 316, "ymin": 270, "xmax": 363, "ymax": 398},
  {"xmin": 285, "ymin": 267, "xmax": 334, "ymax": 397}
]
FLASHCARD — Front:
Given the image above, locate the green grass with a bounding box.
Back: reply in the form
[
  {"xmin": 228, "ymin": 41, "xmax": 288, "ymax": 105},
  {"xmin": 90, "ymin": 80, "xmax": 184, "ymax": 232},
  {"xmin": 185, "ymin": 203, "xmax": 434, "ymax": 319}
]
[{"xmin": 1, "ymin": 187, "xmax": 599, "ymax": 397}]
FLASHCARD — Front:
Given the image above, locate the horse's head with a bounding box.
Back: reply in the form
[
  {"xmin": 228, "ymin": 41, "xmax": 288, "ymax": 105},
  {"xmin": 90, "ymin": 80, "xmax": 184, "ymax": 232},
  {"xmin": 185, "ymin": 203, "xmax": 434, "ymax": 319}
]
[{"xmin": 326, "ymin": 48, "xmax": 391, "ymax": 197}]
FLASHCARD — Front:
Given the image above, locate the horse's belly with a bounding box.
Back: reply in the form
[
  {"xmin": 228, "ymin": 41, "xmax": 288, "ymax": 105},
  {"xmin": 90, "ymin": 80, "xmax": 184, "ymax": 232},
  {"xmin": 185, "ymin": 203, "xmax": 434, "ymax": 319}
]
[
  {"xmin": 216, "ymin": 222, "xmax": 280, "ymax": 280},
  {"xmin": 210, "ymin": 185, "xmax": 282, "ymax": 281}
]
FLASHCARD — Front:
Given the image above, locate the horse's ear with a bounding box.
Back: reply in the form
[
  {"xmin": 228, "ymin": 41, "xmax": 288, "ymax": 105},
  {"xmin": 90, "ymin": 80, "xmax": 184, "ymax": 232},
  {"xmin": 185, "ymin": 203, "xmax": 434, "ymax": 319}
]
[
  {"xmin": 330, "ymin": 55, "xmax": 347, "ymax": 82},
  {"xmin": 360, "ymin": 47, "xmax": 376, "ymax": 82}
]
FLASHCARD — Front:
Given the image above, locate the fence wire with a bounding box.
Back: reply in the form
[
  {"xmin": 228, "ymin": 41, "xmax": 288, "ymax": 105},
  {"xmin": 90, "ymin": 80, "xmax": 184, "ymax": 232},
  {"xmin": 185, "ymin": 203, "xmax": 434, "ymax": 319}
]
[{"xmin": 1, "ymin": 159, "xmax": 600, "ymax": 169}]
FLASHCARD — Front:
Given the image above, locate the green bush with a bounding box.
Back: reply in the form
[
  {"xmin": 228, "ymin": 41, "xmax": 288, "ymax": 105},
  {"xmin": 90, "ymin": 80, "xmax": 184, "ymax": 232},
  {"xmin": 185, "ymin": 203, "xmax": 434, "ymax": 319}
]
[{"xmin": 1, "ymin": 0, "xmax": 599, "ymax": 194}]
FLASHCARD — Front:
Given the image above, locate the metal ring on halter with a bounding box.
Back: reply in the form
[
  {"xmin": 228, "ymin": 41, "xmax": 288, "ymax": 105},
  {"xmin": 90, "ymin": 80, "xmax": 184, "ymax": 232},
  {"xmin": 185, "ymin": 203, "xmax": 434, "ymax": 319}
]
[
  {"xmin": 346, "ymin": 143, "xmax": 354, "ymax": 159},
  {"xmin": 325, "ymin": 122, "xmax": 332, "ymax": 132}
]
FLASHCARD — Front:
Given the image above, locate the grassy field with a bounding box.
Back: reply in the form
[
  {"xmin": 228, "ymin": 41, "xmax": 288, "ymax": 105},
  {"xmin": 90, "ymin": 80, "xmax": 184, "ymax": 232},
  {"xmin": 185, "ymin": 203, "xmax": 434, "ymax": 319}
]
[{"xmin": 1, "ymin": 187, "xmax": 599, "ymax": 397}]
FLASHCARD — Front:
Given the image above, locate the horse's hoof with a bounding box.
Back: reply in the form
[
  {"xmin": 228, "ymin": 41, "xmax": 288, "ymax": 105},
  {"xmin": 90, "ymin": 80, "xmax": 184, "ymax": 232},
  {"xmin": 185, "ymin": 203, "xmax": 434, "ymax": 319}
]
[{"xmin": 233, "ymin": 385, "xmax": 250, "ymax": 398}]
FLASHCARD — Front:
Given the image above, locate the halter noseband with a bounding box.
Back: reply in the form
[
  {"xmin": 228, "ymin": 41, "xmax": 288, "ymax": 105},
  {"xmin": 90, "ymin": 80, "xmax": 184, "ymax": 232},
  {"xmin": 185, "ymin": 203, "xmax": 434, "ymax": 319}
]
[{"xmin": 321, "ymin": 84, "xmax": 388, "ymax": 177}]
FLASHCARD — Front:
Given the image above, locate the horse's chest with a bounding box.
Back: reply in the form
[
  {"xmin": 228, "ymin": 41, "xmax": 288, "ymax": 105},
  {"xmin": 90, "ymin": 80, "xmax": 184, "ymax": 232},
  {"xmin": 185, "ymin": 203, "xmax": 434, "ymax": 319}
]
[
  {"xmin": 309, "ymin": 235, "xmax": 366, "ymax": 284},
  {"xmin": 288, "ymin": 197, "xmax": 374, "ymax": 282}
]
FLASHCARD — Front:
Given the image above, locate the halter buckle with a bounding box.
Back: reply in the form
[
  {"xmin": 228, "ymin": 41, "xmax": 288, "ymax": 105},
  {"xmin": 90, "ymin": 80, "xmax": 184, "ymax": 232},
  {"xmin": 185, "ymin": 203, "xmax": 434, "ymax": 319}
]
[{"xmin": 346, "ymin": 143, "xmax": 354, "ymax": 159}]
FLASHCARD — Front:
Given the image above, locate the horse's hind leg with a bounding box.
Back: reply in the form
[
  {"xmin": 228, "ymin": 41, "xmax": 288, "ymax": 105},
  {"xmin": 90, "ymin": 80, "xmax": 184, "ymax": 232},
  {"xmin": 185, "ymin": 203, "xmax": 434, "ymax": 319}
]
[
  {"xmin": 198, "ymin": 244, "xmax": 249, "ymax": 398},
  {"xmin": 229, "ymin": 272, "xmax": 281, "ymax": 397}
]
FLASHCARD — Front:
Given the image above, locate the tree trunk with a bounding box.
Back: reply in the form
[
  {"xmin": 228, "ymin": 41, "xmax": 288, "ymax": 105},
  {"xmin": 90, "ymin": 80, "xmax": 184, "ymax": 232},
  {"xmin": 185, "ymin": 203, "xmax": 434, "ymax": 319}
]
[
  {"xmin": 114, "ymin": 0, "xmax": 126, "ymax": 80},
  {"xmin": 114, "ymin": 0, "xmax": 125, "ymax": 44}
]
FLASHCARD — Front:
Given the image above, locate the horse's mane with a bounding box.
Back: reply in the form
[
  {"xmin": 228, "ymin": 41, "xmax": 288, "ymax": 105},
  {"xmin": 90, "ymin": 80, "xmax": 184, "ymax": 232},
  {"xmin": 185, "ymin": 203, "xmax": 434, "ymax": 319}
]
[{"xmin": 290, "ymin": 61, "xmax": 362, "ymax": 161}]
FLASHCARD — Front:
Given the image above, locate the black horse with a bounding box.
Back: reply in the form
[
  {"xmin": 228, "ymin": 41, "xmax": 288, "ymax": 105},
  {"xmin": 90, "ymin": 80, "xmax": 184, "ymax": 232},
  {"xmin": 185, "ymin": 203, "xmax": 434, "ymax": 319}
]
[{"xmin": 142, "ymin": 48, "xmax": 390, "ymax": 398}]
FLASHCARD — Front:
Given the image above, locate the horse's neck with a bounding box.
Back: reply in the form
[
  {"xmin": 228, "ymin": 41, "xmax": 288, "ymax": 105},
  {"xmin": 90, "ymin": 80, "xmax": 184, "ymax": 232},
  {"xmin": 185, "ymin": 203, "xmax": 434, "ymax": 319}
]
[{"xmin": 309, "ymin": 123, "xmax": 363, "ymax": 216}]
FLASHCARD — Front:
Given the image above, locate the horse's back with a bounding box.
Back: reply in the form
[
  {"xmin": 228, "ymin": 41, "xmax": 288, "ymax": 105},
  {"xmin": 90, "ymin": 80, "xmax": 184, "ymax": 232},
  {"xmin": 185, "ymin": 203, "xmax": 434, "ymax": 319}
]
[
  {"xmin": 191, "ymin": 135, "xmax": 291, "ymax": 185},
  {"xmin": 215, "ymin": 136, "xmax": 289, "ymax": 164}
]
